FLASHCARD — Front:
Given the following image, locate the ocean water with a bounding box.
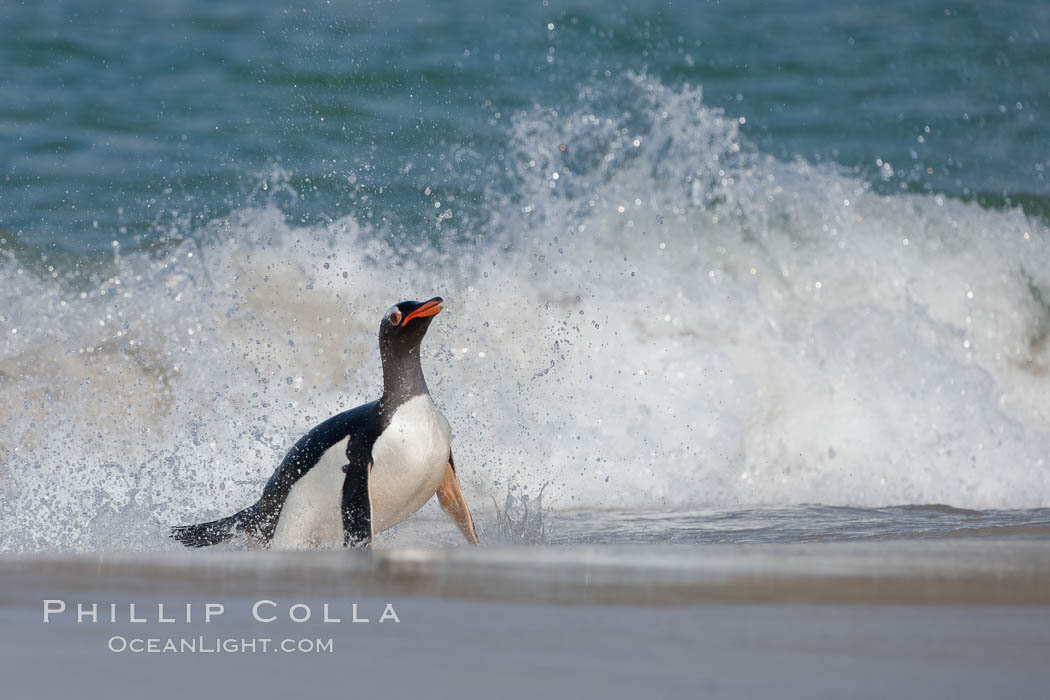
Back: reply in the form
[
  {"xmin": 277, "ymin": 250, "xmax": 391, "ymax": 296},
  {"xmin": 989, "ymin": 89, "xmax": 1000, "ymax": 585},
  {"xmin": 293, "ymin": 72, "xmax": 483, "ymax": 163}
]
[{"xmin": 1, "ymin": 0, "xmax": 1050, "ymax": 552}]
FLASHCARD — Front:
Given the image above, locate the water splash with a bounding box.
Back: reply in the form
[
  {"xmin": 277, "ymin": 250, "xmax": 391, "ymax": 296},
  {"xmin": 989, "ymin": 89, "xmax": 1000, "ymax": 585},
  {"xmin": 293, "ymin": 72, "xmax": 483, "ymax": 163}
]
[
  {"xmin": 2, "ymin": 74, "xmax": 1049, "ymax": 552},
  {"xmin": 492, "ymin": 484, "xmax": 550, "ymax": 545}
]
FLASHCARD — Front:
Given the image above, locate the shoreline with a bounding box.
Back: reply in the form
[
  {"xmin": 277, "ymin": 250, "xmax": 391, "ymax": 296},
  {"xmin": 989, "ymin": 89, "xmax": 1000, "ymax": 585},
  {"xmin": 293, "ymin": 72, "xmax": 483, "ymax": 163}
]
[
  {"xmin": 4, "ymin": 538, "xmax": 1049, "ymax": 606},
  {"xmin": 5, "ymin": 538, "xmax": 1050, "ymax": 699}
]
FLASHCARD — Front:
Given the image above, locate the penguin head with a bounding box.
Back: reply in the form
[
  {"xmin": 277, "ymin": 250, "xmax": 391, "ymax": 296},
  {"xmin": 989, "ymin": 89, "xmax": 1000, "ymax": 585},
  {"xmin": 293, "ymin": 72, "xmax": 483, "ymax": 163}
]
[{"xmin": 378, "ymin": 297, "xmax": 444, "ymax": 354}]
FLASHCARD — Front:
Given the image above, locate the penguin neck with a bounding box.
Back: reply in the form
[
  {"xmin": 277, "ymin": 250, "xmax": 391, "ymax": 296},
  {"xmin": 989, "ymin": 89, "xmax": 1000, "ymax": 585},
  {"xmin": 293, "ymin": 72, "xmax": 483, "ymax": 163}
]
[{"xmin": 380, "ymin": 344, "xmax": 430, "ymax": 409}]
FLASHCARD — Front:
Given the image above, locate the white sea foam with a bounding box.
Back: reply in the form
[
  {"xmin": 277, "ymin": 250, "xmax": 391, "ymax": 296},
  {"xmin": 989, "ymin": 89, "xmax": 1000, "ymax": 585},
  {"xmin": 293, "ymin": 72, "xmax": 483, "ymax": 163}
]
[{"xmin": 1, "ymin": 76, "xmax": 1049, "ymax": 551}]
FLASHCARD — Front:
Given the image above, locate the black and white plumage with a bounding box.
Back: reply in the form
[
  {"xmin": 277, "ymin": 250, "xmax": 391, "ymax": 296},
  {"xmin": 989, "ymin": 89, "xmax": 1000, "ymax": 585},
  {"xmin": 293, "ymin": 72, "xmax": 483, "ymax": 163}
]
[{"xmin": 170, "ymin": 297, "xmax": 479, "ymax": 549}]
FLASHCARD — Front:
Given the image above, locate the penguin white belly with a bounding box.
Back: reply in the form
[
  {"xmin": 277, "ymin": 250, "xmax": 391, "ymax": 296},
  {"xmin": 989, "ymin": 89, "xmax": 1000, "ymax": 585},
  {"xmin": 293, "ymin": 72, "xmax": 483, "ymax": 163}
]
[
  {"xmin": 270, "ymin": 442, "xmax": 347, "ymax": 550},
  {"xmin": 269, "ymin": 394, "xmax": 451, "ymax": 549},
  {"xmin": 369, "ymin": 394, "xmax": 451, "ymax": 533}
]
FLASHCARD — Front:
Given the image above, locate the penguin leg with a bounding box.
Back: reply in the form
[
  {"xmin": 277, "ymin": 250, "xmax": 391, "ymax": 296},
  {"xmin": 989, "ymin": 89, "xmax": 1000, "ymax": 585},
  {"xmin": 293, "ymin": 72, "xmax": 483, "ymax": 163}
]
[
  {"xmin": 436, "ymin": 451, "xmax": 479, "ymax": 545},
  {"xmin": 341, "ymin": 461, "xmax": 373, "ymax": 548}
]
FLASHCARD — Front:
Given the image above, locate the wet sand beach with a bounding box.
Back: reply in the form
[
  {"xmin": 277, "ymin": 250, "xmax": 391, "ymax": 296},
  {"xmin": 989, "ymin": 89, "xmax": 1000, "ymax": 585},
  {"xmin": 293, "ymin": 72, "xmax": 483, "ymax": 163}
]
[{"xmin": 3, "ymin": 539, "xmax": 1049, "ymax": 699}]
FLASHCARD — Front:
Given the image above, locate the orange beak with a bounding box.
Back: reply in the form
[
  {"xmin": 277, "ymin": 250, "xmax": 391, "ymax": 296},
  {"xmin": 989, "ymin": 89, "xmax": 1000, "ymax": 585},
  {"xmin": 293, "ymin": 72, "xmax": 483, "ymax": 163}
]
[{"xmin": 402, "ymin": 298, "xmax": 443, "ymax": 325}]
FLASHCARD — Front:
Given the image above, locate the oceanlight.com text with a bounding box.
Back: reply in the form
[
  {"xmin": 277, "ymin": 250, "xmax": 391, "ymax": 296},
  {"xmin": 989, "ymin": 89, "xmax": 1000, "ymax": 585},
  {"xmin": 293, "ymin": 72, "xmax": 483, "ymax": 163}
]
[{"xmin": 107, "ymin": 636, "xmax": 334, "ymax": 654}]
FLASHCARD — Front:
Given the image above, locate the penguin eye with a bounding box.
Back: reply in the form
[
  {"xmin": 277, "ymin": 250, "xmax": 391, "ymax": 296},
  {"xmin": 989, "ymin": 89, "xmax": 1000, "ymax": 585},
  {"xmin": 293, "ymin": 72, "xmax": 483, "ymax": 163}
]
[{"xmin": 389, "ymin": 310, "xmax": 403, "ymax": 326}]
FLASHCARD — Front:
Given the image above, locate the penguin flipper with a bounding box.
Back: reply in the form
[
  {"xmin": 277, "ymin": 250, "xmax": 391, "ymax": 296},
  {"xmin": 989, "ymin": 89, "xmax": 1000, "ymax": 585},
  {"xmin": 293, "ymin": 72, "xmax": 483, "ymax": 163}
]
[
  {"xmin": 436, "ymin": 451, "xmax": 479, "ymax": 545},
  {"xmin": 341, "ymin": 458, "xmax": 373, "ymax": 548},
  {"xmin": 250, "ymin": 401, "xmax": 380, "ymax": 543}
]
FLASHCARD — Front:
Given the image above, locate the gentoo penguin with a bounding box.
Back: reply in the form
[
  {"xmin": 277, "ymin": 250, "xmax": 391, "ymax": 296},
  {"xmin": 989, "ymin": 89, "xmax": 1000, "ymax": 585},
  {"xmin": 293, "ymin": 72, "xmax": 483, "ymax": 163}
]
[{"xmin": 170, "ymin": 297, "xmax": 479, "ymax": 549}]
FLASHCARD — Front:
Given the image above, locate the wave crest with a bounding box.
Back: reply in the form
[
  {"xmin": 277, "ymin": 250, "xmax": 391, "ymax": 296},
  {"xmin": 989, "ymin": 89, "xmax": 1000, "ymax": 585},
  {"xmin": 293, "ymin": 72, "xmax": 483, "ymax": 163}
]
[{"xmin": 2, "ymin": 75, "xmax": 1049, "ymax": 551}]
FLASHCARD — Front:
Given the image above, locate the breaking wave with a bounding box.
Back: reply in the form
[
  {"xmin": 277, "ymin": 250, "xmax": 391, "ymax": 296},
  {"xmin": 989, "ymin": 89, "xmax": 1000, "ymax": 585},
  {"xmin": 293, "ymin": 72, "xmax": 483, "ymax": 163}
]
[{"xmin": 2, "ymin": 75, "xmax": 1049, "ymax": 551}]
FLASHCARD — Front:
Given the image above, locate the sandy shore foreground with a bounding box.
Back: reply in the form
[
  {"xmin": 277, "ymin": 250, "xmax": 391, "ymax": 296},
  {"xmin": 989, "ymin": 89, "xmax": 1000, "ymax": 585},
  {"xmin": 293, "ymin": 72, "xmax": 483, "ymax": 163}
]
[
  {"xmin": 2, "ymin": 540, "xmax": 1049, "ymax": 699},
  {"xmin": 3, "ymin": 538, "xmax": 1049, "ymax": 605}
]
